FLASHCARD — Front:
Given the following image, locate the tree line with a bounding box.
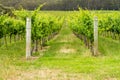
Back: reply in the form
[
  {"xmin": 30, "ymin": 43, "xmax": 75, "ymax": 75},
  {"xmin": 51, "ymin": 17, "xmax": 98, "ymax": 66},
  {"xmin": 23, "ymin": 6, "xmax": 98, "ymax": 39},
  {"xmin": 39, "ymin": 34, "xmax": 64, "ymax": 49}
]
[{"xmin": 0, "ymin": 0, "xmax": 120, "ymax": 10}]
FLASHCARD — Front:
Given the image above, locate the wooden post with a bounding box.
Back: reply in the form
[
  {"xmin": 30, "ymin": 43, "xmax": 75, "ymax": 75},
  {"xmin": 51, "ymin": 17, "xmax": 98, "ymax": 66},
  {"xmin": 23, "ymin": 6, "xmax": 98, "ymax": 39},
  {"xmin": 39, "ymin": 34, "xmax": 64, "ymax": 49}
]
[
  {"xmin": 94, "ymin": 16, "xmax": 98, "ymax": 56},
  {"xmin": 26, "ymin": 17, "xmax": 31, "ymax": 59}
]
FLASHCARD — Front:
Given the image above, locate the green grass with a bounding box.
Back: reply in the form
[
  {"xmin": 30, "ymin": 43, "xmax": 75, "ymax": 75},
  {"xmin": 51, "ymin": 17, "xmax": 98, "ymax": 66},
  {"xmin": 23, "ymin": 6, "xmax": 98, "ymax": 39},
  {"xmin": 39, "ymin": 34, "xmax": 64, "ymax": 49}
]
[
  {"xmin": 99, "ymin": 36, "xmax": 120, "ymax": 56},
  {"xmin": 35, "ymin": 57, "xmax": 120, "ymax": 79},
  {"xmin": 0, "ymin": 11, "xmax": 120, "ymax": 80}
]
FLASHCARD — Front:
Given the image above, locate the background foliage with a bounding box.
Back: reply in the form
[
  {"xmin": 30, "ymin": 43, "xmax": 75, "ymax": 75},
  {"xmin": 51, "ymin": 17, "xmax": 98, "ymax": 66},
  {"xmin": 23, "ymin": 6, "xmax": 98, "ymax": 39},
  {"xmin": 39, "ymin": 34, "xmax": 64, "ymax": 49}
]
[{"xmin": 0, "ymin": 0, "xmax": 120, "ymax": 10}]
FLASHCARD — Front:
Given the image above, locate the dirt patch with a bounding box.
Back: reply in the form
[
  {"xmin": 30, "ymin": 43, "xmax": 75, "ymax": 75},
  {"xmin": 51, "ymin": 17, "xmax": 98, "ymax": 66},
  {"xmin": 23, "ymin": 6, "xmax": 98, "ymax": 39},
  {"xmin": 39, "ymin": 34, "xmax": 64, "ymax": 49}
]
[
  {"xmin": 59, "ymin": 47, "xmax": 76, "ymax": 54},
  {"xmin": 19, "ymin": 69, "xmax": 62, "ymax": 80},
  {"xmin": 60, "ymin": 39, "xmax": 68, "ymax": 43},
  {"xmin": 104, "ymin": 77, "xmax": 117, "ymax": 80},
  {"xmin": 59, "ymin": 33, "xmax": 76, "ymax": 43},
  {"xmin": 105, "ymin": 78, "xmax": 118, "ymax": 80},
  {"xmin": 3, "ymin": 68, "xmax": 94, "ymax": 80},
  {"xmin": 1, "ymin": 68, "xmax": 62, "ymax": 80}
]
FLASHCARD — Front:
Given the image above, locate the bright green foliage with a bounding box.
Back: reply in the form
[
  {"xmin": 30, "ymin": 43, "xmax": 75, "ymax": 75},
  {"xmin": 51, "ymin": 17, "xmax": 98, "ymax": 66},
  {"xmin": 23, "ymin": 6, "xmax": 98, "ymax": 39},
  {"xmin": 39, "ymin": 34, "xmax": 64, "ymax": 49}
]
[
  {"xmin": 4, "ymin": 17, "xmax": 25, "ymax": 36},
  {"xmin": 0, "ymin": 15, "xmax": 6, "ymax": 38},
  {"xmin": 68, "ymin": 10, "xmax": 120, "ymax": 54},
  {"xmin": 32, "ymin": 14, "xmax": 63, "ymax": 41},
  {"xmin": 98, "ymin": 12, "xmax": 120, "ymax": 35},
  {"xmin": 14, "ymin": 9, "xmax": 30, "ymax": 21},
  {"xmin": 68, "ymin": 10, "xmax": 120, "ymax": 42},
  {"xmin": 0, "ymin": 7, "xmax": 64, "ymax": 50},
  {"xmin": 0, "ymin": 15, "xmax": 25, "ymax": 39},
  {"xmin": 29, "ymin": 6, "xmax": 64, "ymax": 47},
  {"xmin": 68, "ymin": 10, "xmax": 93, "ymax": 42}
]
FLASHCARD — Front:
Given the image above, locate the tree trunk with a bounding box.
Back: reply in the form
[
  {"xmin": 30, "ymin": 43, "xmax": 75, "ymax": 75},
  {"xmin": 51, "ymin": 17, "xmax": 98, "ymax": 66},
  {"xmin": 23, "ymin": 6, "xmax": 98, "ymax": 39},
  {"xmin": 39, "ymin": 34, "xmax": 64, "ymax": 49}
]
[
  {"xmin": 10, "ymin": 34, "xmax": 12, "ymax": 43},
  {"xmin": 40, "ymin": 38, "xmax": 43, "ymax": 50},
  {"xmin": 0, "ymin": 38, "xmax": 1, "ymax": 47},
  {"xmin": 14, "ymin": 35, "xmax": 16, "ymax": 42},
  {"xmin": 90, "ymin": 42, "xmax": 94, "ymax": 56},
  {"xmin": 4, "ymin": 35, "xmax": 7, "ymax": 48},
  {"xmin": 35, "ymin": 39, "xmax": 38, "ymax": 52}
]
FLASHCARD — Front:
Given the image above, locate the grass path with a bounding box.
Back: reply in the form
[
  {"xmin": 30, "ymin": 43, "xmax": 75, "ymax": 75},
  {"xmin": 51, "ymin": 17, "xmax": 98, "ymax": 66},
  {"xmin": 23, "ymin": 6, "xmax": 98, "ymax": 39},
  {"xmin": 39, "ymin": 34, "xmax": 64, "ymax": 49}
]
[
  {"xmin": 34, "ymin": 21, "xmax": 120, "ymax": 80},
  {"xmin": 1, "ymin": 20, "xmax": 120, "ymax": 80},
  {"xmin": 42, "ymin": 20, "xmax": 91, "ymax": 58}
]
